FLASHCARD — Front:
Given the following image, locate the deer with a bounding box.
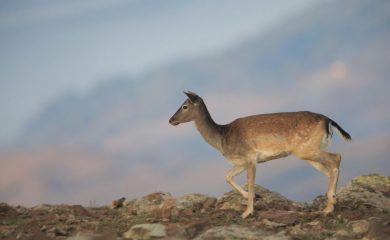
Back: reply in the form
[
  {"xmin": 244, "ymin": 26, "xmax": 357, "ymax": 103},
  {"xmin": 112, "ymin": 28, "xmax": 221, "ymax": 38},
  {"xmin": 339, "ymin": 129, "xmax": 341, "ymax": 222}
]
[{"xmin": 169, "ymin": 91, "xmax": 351, "ymax": 218}]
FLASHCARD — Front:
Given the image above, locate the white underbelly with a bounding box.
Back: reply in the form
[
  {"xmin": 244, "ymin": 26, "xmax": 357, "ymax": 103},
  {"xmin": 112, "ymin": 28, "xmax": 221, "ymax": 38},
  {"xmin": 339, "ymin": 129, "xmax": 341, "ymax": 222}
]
[{"xmin": 256, "ymin": 150, "xmax": 291, "ymax": 162}]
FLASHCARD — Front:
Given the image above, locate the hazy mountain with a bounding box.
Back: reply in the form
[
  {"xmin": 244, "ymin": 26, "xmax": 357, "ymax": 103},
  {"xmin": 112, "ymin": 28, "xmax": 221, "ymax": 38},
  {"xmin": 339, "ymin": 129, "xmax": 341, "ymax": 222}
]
[
  {"xmin": 21, "ymin": 0, "xmax": 389, "ymax": 145},
  {"xmin": 2, "ymin": 0, "xmax": 389, "ymax": 206}
]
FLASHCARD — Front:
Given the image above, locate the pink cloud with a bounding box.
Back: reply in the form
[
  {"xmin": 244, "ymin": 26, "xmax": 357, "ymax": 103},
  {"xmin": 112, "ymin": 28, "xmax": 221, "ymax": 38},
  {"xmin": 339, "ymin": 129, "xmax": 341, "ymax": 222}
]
[{"xmin": 0, "ymin": 148, "xmax": 111, "ymax": 206}]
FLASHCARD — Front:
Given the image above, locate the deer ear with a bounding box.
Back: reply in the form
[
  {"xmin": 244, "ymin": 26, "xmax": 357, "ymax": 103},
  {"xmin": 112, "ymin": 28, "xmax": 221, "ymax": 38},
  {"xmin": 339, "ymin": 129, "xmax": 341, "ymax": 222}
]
[{"xmin": 184, "ymin": 91, "xmax": 200, "ymax": 103}]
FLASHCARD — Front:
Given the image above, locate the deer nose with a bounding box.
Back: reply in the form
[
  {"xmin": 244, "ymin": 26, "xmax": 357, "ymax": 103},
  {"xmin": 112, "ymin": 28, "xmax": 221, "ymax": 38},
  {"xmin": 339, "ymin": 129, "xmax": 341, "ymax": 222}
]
[{"xmin": 169, "ymin": 117, "xmax": 179, "ymax": 126}]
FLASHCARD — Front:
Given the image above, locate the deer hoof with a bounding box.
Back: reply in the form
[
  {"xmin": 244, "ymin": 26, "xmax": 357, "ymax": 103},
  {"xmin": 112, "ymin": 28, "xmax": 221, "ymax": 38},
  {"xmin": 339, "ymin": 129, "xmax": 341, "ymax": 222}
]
[
  {"xmin": 242, "ymin": 191, "xmax": 249, "ymax": 199},
  {"xmin": 241, "ymin": 209, "xmax": 253, "ymax": 219},
  {"xmin": 322, "ymin": 205, "xmax": 334, "ymax": 214}
]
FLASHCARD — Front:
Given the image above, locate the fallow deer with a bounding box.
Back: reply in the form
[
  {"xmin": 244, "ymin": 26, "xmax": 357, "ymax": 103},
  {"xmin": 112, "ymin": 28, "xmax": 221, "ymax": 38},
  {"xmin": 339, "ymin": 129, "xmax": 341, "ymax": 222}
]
[{"xmin": 169, "ymin": 91, "xmax": 351, "ymax": 218}]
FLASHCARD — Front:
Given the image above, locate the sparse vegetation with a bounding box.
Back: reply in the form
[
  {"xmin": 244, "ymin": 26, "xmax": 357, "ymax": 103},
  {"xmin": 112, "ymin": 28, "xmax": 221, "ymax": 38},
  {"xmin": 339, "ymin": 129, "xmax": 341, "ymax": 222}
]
[{"xmin": 0, "ymin": 174, "xmax": 389, "ymax": 239}]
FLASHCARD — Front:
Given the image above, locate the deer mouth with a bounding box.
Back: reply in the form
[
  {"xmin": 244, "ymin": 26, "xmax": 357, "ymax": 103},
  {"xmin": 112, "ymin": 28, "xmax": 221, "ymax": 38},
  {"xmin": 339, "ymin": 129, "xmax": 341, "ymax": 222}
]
[
  {"xmin": 169, "ymin": 118, "xmax": 180, "ymax": 126},
  {"xmin": 170, "ymin": 121, "xmax": 180, "ymax": 126}
]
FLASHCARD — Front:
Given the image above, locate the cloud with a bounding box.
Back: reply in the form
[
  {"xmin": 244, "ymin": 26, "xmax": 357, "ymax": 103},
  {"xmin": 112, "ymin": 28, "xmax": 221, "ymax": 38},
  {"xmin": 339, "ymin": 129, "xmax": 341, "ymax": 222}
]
[
  {"xmin": 0, "ymin": 148, "xmax": 111, "ymax": 206},
  {"xmin": 0, "ymin": 0, "xmax": 388, "ymax": 207},
  {"xmin": 0, "ymin": 131, "xmax": 388, "ymax": 206},
  {"xmin": 0, "ymin": 0, "xmax": 130, "ymax": 28},
  {"xmin": 101, "ymin": 116, "xmax": 194, "ymax": 154}
]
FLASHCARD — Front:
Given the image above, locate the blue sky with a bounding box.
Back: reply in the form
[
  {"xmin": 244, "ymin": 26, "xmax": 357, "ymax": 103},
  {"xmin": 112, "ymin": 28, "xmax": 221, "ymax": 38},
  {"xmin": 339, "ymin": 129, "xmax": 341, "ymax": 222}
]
[
  {"xmin": 0, "ymin": 0, "xmax": 321, "ymax": 144},
  {"xmin": 1, "ymin": 0, "xmax": 389, "ymax": 207}
]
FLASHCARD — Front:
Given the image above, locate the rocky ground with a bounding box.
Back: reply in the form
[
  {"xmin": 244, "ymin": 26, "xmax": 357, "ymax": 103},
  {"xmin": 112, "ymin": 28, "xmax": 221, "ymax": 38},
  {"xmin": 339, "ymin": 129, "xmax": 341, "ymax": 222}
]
[{"xmin": 1, "ymin": 174, "xmax": 389, "ymax": 240}]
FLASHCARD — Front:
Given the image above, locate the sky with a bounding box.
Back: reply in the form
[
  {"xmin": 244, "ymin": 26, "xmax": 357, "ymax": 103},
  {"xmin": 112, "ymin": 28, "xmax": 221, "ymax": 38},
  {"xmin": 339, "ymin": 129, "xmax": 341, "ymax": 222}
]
[
  {"xmin": 0, "ymin": 0, "xmax": 321, "ymax": 144},
  {"xmin": 1, "ymin": 0, "xmax": 389, "ymax": 207}
]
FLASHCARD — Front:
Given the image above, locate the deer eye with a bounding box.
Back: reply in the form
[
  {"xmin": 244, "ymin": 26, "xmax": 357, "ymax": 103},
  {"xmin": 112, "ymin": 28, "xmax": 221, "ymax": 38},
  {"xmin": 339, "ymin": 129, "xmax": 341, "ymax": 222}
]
[{"xmin": 182, "ymin": 105, "xmax": 188, "ymax": 110}]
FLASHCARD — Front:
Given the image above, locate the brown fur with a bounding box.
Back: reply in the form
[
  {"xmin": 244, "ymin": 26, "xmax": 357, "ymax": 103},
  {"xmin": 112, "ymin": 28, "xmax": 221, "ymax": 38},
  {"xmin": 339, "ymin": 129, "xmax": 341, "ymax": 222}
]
[{"xmin": 169, "ymin": 92, "xmax": 351, "ymax": 218}]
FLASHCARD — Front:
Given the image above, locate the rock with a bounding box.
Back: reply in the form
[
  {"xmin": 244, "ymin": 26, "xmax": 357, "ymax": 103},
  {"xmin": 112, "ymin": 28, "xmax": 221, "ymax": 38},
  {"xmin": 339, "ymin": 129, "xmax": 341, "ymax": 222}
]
[
  {"xmin": 180, "ymin": 208, "xmax": 194, "ymax": 217},
  {"xmin": 123, "ymin": 223, "xmax": 166, "ymax": 239},
  {"xmin": 152, "ymin": 198, "xmax": 179, "ymax": 219},
  {"xmin": 177, "ymin": 193, "xmax": 212, "ymax": 210},
  {"xmin": 1, "ymin": 174, "xmax": 389, "ymax": 240},
  {"xmin": 66, "ymin": 236, "xmax": 94, "ymax": 240},
  {"xmin": 350, "ymin": 219, "xmax": 370, "ymax": 234},
  {"xmin": 348, "ymin": 174, "xmax": 390, "ymax": 195},
  {"xmin": 127, "ymin": 192, "xmax": 215, "ymax": 219},
  {"xmin": 69, "ymin": 205, "xmax": 90, "ymax": 216},
  {"xmin": 40, "ymin": 225, "xmax": 47, "ymax": 232},
  {"xmin": 335, "ymin": 229, "xmax": 353, "ymax": 238},
  {"xmin": 126, "ymin": 192, "xmax": 173, "ymax": 215},
  {"xmin": 305, "ymin": 220, "xmax": 324, "ymax": 231},
  {"xmin": 166, "ymin": 223, "xmax": 187, "ymax": 238},
  {"xmin": 287, "ymin": 224, "xmax": 305, "ymax": 236},
  {"xmin": 257, "ymin": 210, "xmax": 301, "ymax": 225},
  {"xmin": 0, "ymin": 203, "xmax": 18, "ymax": 220},
  {"xmin": 337, "ymin": 174, "xmax": 390, "ymax": 211},
  {"xmin": 194, "ymin": 225, "xmax": 267, "ymax": 240},
  {"xmin": 202, "ymin": 197, "xmax": 217, "ymax": 210},
  {"xmin": 16, "ymin": 232, "xmax": 51, "ymax": 240},
  {"xmin": 261, "ymin": 218, "xmax": 287, "ymax": 228},
  {"xmin": 112, "ymin": 197, "xmax": 126, "ymax": 209},
  {"xmin": 0, "ymin": 225, "xmax": 18, "ymax": 237},
  {"xmin": 217, "ymin": 185, "xmax": 299, "ymax": 212},
  {"xmin": 166, "ymin": 220, "xmax": 209, "ymax": 239},
  {"xmin": 263, "ymin": 231, "xmax": 291, "ymax": 240},
  {"xmin": 32, "ymin": 204, "xmax": 54, "ymax": 212},
  {"xmin": 182, "ymin": 220, "xmax": 209, "ymax": 239},
  {"xmin": 66, "ymin": 214, "xmax": 76, "ymax": 224},
  {"xmin": 176, "ymin": 194, "xmax": 216, "ymax": 216},
  {"xmin": 53, "ymin": 226, "xmax": 69, "ymax": 236}
]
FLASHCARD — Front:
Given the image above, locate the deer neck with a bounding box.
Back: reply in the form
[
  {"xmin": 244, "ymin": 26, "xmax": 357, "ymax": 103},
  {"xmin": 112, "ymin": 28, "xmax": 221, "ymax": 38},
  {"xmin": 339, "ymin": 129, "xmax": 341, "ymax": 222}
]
[{"xmin": 193, "ymin": 103, "xmax": 225, "ymax": 153}]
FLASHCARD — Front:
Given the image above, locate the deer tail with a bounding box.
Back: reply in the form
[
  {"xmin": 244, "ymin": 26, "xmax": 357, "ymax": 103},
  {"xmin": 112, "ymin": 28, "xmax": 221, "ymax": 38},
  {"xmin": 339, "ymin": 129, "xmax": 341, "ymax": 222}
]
[{"xmin": 326, "ymin": 118, "xmax": 352, "ymax": 141}]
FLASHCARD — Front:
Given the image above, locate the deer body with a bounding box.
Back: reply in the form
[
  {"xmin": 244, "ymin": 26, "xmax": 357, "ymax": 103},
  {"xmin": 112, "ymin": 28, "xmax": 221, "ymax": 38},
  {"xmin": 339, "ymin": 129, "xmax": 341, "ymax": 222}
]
[{"xmin": 169, "ymin": 91, "xmax": 351, "ymax": 218}]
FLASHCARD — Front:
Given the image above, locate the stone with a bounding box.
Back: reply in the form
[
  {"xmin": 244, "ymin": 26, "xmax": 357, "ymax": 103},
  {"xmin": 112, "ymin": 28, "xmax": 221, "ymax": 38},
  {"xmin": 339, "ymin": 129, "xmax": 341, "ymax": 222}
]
[
  {"xmin": 112, "ymin": 197, "xmax": 126, "ymax": 209},
  {"xmin": 194, "ymin": 225, "xmax": 267, "ymax": 240},
  {"xmin": 152, "ymin": 198, "xmax": 179, "ymax": 219},
  {"xmin": 337, "ymin": 174, "xmax": 390, "ymax": 211},
  {"xmin": 126, "ymin": 192, "xmax": 173, "ymax": 215},
  {"xmin": 177, "ymin": 193, "xmax": 210, "ymax": 210},
  {"xmin": 263, "ymin": 231, "xmax": 291, "ymax": 240},
  {"xmin": 123, "ymin": 223, "xmax": 166, "ymax": 239},
  {"xmin": 0, "ymin": 203, "xmax": 18, "ymax": 220},
  {"xmin": 350, "ymin": 219, "xmax": 370, "ymax": 234},
  {"xmin": 180, "ymin": 208, "xmax": 194, "ymax": 217},
  {"xmin": 166, "ymin": 220, "xmax": 209, "ymax": 239},
  {"xmin": 335, "ymin": 229, "xmax": 353, "ymax": 238},
  {"xmin": 53, "ymin": 226, "xmax": 69, "ymax": 236},
  {"xmin": 348, "ymin": 174, "xmax": 390, "ymax": 195},
  {"xmin": 0, "ymin": 225, "xmax": 18, "ymax": 237},
  {"xmin": 69, "ymin": 205, "xmax": 90, "ymax": 216},
  {"xmin": 257, "ymin": 210, "xmax": 300, "ymax": 225},
  {"xmin": 261, "ymin": 218, "xmax": 287, "ymax": 228},
  {"xmin": 182, "ymin": 220, "xmax": 209, "ymax": 239},
  {"xmin": 66, "ymin": 236, "xmax": 94, "ymax": 240},
  {"xmin": 1, "ymin": 174, "xmax": 390, "ymax": 240},
  {"xmin": 166, "ymin": 223, "xmax": 186, "ymax": 238},
  {"xmin": 288, "ymin": 224, "xmax": 305, "ymax": 236},
  {"xmin": 32, "ymin": 204, "xmax": 54, "ymax": 212},
  {"xmin": 217, "ymin": 185, "xmax": 298, "ymax": 212},
  {"xmin": 40, "ymin": 225, "xmax": 47, "ymax": 232},
  {"xmin": 66, "ymin": 214, "xmax": 76, "ymax": 224},
  {"xmin": 202, "ymin": 197, "xmax": 217, "ymax": 210}
]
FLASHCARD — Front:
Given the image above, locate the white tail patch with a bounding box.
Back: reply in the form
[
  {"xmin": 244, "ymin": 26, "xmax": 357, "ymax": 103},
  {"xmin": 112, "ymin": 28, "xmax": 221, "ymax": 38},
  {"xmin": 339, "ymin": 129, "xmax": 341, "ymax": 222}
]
[{"xmin": 321, "ymin": 133, "xmax": 331, "ymax": 150}]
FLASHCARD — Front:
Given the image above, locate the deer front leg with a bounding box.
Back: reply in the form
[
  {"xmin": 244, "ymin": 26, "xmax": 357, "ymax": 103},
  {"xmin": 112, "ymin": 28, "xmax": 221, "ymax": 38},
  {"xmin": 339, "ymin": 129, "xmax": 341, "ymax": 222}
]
[
  {"xmin": 242, "ymin": 160, "xmax": 256, "ymax": 219},
  {"xmin": 225, "ymin": 165, "xmax": 248, "ymax": 198}
]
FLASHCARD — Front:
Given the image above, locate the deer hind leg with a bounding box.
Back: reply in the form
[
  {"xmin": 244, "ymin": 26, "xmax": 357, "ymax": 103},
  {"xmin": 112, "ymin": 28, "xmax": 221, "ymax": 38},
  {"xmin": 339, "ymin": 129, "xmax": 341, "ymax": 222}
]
[
  {"xmin": 225, "ymin": 165, "xmax": 248, "ymax": 198},
  {"xmin": 301, "ymin": 151, "xmax": 341, "ymax": 214},
  {"xmin": 242, "ymin": 160, "xmax": 256, "ymax": 219}
]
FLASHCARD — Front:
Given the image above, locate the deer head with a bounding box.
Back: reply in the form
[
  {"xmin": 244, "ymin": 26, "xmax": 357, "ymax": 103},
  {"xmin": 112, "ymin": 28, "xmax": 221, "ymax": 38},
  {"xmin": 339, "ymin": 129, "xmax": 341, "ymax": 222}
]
[{"xmin": 169, "ymin": 91, "xmax": 203, "ymax": 126}]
